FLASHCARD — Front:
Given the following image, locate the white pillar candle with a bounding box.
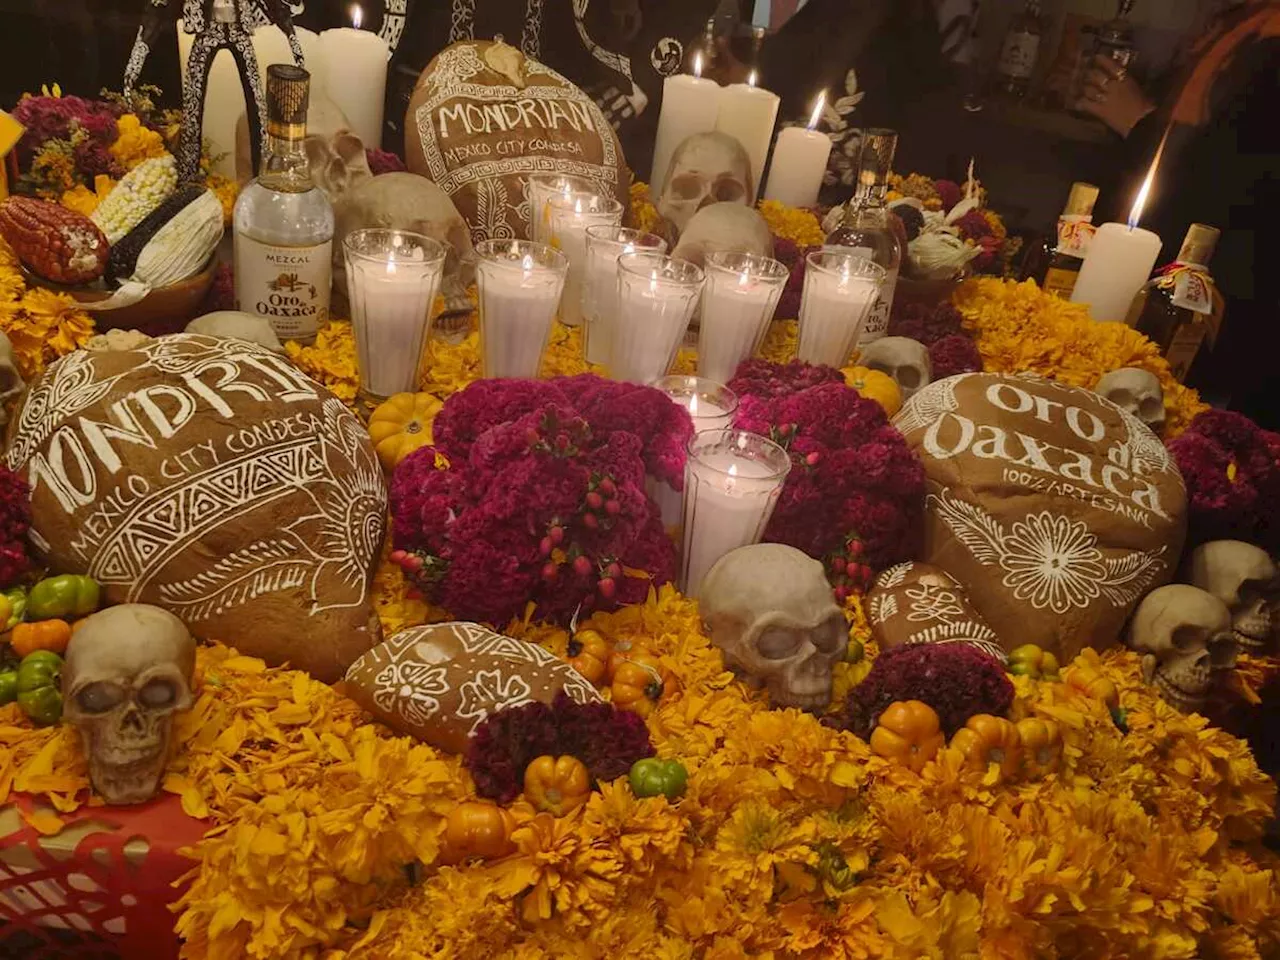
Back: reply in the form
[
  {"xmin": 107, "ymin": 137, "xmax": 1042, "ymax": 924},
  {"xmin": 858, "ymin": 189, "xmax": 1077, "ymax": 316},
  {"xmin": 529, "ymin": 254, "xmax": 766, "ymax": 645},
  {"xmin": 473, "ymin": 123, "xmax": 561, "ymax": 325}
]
[
  {"xmin": 583, "ymin": 226, "xmax": 667, "ymax": 366},
  {"xmin": 681, "ymin": 429, "xmax": 792, "ymax": 598},
  {"xmin": 344, "ymin": 229, "xmax": 446, "ymax": 398},
  {"xmin": 714, "ymin": 77, "xmax": 780, "ymax": 200},
  {"xmin": 251, "ymin": 24, "xmax": 324, "ymax": 90},
  {"xmin": 317, "ymin": 10, "xmax": 389, "ymax": 149},
  {"xmin": 762, "ymin": 94, "xmax": 832, "ymax": 208},
  {"xmin": 527, "ymin": 173, "xmax": 595, "ymax": 245},
  {"xmin": 796, "ymin": 250, "xmax": 885, "ymax": 367},
  {"xmin": 610, "ymin": 253, "xmax": 705, "ymax": 383},
  {"xmin": 475, "ymin": 239, "xmax": 569, "ymax": 379},
  {"xmin": 650, "ymin": 56, "xmax": 723, "ymax": 191},
  {"xmin": 698, "ymin": 251, "xmax": 788, "ymax": 384},
  {"xmin": 1071, "ymin": 222, "xmax": 1163, "ymax": 322},
  {"xmin": 547, "ymin": 192, "xmax": 624, "ymax": 328}
]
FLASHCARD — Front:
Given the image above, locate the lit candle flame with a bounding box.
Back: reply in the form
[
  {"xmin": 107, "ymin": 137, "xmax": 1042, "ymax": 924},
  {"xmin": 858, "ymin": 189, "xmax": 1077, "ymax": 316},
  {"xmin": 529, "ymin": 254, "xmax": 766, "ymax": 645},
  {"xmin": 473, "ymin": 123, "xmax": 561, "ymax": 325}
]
[
  {"xmin": 693, "ymin": 52, "xmax": 703, "ymax": 78},
  {"xmin": 521, "ymin": 253, "xmax": 534, "ymax": 273},
  {"xmin": 725, "ymin": 460, "xmax": 739, "ymax": 493},
  {"xmin": 1128, "ymin": 127, "xmax": 1170, "ymax": 230},
  {"xmin": 350, "ymin": 3, "xmax": 362, "ymax": 28},
  {"xmin": 807, "ymin": 92, "xmax": 825, "ymax": 131},
  {"xmin": 688, "ymin": 393, "xmax": 701, "ymax": 417},
  {"xmin": 574, "ymin": 196, "xmax": 584, "ymax": 215},
  {"xmin": 747, "ymin": 69, "xmax": 758, "ymax": 88}
]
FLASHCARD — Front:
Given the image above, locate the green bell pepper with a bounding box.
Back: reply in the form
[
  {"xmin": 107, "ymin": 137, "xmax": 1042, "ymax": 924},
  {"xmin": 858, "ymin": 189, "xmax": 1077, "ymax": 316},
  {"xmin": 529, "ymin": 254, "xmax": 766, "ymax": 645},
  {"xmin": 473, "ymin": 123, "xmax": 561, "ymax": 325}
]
[
  {"xmin": 16, "ymin": 650, "xmax": 63, "ymax": 726},
  {"xmin": 3, "ymin": 586, "xmax": 26, "ymax": 629},
  {"xmin": 27, "ymin": 575, "xmax": 100, "ymax": 621},
  {"xmin": 629, "ymin": 757, "xmax": 688, "ymax": 800},
  {"xmin": 0, "ymin": 669, "xmax": 16, "ymax": 705}
]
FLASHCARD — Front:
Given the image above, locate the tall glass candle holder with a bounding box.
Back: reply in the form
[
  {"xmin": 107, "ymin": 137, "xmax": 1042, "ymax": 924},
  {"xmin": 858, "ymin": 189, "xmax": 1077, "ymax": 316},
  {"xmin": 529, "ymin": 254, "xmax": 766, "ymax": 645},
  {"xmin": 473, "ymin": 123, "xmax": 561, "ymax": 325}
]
[
  {"xmin": 647, "ymin": 377, "xmax": 740, "ymax": 537},
  {"xmin": 699, "ymin": 251, "xmax": 789, "ymax": 383},
  {"xmin": 610, "ymin": 253, "xmax": 705, "ymax": 383},
  {"xmin": 796, "ymin": 251, "xmax": 885, "ymax": 368},
  {"xmin": 343, "ymin": 229, "xmax": 447, "ymax": 399},
  {"xmin": 475, "ymin": 239, "xmax": 569, "ymax": 379},
  {"xmin": 583, "ymin": 225, "xmax": 667, "ymax": 366},
  {"xmin": 527, "ymin": 173, "xmax": 595, "ymax": 245},
  {"xmin": 547, "ymin": 192, "xmax": 624, "ymax": 328},
  {"xmin": 682, "ymin": 429, "xmax": 792, "ymax": 598}
]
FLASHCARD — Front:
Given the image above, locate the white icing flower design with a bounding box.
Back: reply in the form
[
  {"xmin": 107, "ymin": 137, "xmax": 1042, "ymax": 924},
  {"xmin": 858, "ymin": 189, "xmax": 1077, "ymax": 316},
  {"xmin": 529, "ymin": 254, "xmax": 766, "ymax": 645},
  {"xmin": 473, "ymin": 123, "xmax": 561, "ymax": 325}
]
[
  {"xmin": 999, "ymin": 513, "xmax": 1106, "ymax": 614},
  {"xmin": 373, "ymin": 660, "xmax": 449, "ymax": 727},
  {"xmin": 457, "ymin": 669, "xmax": 534, "ymax": 729},
  {"xmin": 904, "ymin": 584, "xmax": 966, "ymax": 622}
]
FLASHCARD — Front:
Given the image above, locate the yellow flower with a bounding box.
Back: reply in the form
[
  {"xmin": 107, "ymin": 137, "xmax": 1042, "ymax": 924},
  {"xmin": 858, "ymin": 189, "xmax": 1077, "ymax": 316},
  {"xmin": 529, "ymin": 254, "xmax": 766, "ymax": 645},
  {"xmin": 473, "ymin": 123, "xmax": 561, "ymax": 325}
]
[
  {"xmin": 109, "ymin": 114, "xmax": 168, "ymax": 170},
  {"xmin": 630, "ymin": 182, "xmax": 661, "ymax": 235},
  {"xmin": 205, "ymin": 171, "xmax": 240, "ymax": 226},
  {"xmin": 758, "ymin": 199, "xmax": 825, "ymax": 247},
  {"xmin": 60, "ymin": 174, "xmax": 117, "ymax": 217}
]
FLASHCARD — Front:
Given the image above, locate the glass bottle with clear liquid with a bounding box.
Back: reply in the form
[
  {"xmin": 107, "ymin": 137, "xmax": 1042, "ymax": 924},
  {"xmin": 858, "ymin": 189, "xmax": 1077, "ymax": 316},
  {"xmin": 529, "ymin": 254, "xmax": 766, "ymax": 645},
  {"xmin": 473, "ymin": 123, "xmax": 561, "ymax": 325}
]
[
  {"xmin": 823, "ymin": 129, "xmax": 903, "ymax": 346},
  {"xmin": 233, "ymin": 63, "xmax": 334, "ymax": 344}
]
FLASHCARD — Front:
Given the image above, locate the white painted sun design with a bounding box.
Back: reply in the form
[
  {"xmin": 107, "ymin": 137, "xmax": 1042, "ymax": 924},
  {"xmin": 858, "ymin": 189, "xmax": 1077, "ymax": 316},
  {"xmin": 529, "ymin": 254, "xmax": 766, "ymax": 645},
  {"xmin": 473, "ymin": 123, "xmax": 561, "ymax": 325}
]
[{"xmin": 999, "ymin": 512, "xmax": 1107, "ymax": 614}]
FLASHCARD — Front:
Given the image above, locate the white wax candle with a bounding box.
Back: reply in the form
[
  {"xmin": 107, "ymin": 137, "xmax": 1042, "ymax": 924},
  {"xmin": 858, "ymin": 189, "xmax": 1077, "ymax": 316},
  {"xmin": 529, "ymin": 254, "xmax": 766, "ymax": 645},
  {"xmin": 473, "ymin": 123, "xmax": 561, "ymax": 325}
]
[
  {"xmin": 763, "ymin": 127, "xmax": 832, "ymax": 208},
  {"xmin": 348, "ymin": 267, "xmax": 439, "ymax": 396},
  {"xmin": 714, "ymin": 83, "xmax": 780, "ymax": 199},
  {"xmin": 651, "ymin": 73, "xmax": 723, "ymax": 191},
  {"xmin": 548, "ymin": 195, "xmax": 623, "ymax": 328},
  {"xmin": 528, "ymin": 174, "xmax": 594, "ymax": 245},
  {"xmin": 1071, "ymin": 222, "xmax": 1164, "ymax": 322},
  {"xmin": 251, "ymin": 24, "xmax": 324, "ymax": 90},
  {"xmin": 645, "ymin": 475, "xmax": 685, "ymax": 539},
  {"xmin": 685, "ymin": 394, "xmax": 734, "ymax": 433},
  {"xmin": 683, "ymin": 452, "xmax": 786, "ymax": 598},
  {"xmin": 698, "ymin": 256, "xmax": 786, "ymax": 384},
  {"xmin": 316, "ymin": 26, "xmax": 389, "ymax": 149},
  {"xmin": 797, "ymin": 253, "xmax": 883, "ymax": 367},
  {"xmin": 583, "ymin": 228, "xmax": 666, "ymax": 366},
  {"xmin": 611, "ymin": 257, "xmax": 704, "ymax": 383},
  {"xmin": 475, "ymin": 246, "xmax": 568, "ymax": 379}
]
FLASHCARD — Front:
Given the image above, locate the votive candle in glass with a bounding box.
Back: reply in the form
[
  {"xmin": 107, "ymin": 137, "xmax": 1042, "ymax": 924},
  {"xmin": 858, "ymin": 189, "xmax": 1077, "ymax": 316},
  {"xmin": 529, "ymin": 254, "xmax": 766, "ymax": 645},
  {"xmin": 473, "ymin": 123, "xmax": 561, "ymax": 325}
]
[
  {"xmin": 474, "ymin": 239, "xmax": 569, "ymax": 379},
  {"xmin": 646, "ymin": 376, "xmax": 740, "ymax": 536},
  {"xmin": 583, "ymin": 225, "xmax": 667, "ymax": 366},
  {"xmin": 343, "ymin": 228, "xmax": 446, "ymax": 399},
  {"xmin": 698, "ymin": 251, "xmax": 789, "ymax": 383},
  {"xmin": 527, "ymin": 173, "xmax": 595, "ymax": 245},
  {"xmin": 610, "ymin": 253, "xmax": 705, "ymax": 383},
  {"xmin": 547, "ymin": 192, "xmax": 625, "ymax": 328},
  {"xmin": 681, "ymin": 429, "xmax": 792, "ymax": 597},
  {"xmin": 796, "ymin": 251, "xmax": 885, "ymax": 368}
]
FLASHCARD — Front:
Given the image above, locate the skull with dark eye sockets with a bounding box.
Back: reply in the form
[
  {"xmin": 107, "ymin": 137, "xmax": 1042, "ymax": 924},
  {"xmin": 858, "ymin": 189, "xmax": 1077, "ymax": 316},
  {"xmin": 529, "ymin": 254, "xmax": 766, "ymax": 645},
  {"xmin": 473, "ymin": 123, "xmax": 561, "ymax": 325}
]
[
  {"xmin": 62, "ymin": 605, "xmax": 196, "ymax": 805},
  {"xmin": 657, "ymin": 132, "xmax": 754, "ymax": 237},
  {"xmin": 698, "ymin": 543, "xmax": 846, "ymax": 711}
]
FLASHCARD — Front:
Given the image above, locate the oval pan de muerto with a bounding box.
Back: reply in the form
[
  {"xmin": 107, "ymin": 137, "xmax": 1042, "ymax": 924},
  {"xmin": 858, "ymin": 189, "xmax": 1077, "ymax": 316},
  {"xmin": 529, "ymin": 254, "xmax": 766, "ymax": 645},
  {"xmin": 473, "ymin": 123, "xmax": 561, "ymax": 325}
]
[
  {"xmin": 5, "ymin": 334, "xmax": 387, "ymax": 682},
  {"xmin": 406, "ymin": 39, "xmax": 631, "ymax": 244},
  {"xmin": 893, "ymin": 372, "xmax": 1186, "ymax": 661}
]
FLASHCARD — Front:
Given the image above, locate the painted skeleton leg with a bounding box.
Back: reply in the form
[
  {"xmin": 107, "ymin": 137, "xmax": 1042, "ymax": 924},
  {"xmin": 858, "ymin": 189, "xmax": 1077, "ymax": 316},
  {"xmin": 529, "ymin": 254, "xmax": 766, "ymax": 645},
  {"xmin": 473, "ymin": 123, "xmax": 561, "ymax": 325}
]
[
  {"xmin": 123, "ymin": 0, "xmax": 174, "ymax": 103},
  {"xmin": 227, "ymin": 26, "xmax": 269, "ymax": 176},
  {"xmin": 264, "ymin": 0, "xmax": 307, "ymax": 67},
  {"xmin": 177, "ymin": 27, "xmax": 228, "ymax": 181}
]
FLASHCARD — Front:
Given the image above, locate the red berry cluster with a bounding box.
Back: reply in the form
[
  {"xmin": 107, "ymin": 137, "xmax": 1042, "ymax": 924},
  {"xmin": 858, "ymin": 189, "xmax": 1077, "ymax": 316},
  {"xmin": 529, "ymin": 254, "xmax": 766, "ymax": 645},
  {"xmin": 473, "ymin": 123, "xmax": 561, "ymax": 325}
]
[
  {"xmin": 535, "ymin": 474, "xmax": 625, "ymax": 604},
  {"xmin": 526, "ymin": 408, "xmax": 591, "ymax": 458},
  {"xmin": 828, "ymin": 535, "xmax": 874, "ymax": 603}
]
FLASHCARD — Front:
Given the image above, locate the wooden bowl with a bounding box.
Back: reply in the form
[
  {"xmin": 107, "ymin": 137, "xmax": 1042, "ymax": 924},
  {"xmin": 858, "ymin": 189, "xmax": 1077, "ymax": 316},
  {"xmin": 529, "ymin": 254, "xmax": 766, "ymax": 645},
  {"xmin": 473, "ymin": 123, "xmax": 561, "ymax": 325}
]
[
  {"xmin": 895, "ymin": 269, "xmax": 968, "ymax": 311},
  {"xmin": 22, "ymin": 258, "xmax": 218, "ymax": 336}
]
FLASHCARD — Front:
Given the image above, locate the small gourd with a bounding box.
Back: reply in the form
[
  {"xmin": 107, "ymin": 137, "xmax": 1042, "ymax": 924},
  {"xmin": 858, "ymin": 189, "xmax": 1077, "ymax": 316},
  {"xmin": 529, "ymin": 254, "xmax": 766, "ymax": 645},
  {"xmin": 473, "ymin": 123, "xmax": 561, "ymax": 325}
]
[
  {"xmin": 565, "ymin": 628, "xmax": 611, "ymax": 685},
  {"xmin": 949, "ymin": 714, "xmax": 1022, "ymax": 780},
  {"xmin": 1015, "ymin": 717, "xmax": 1062, "ymax": 778},
  {"xmin": 609, "ymin": 649, "xmax": 667, "ymax": 719},
  {"xmin": 842, "ymin": 365, "xmax": 903, "ymax": 417},
  {"xmin": 439, "ymin": 801, "xmax": 517, "ymax": 863},
  {"xmin": 368, "ymin": 392, "xmax": 443, "ymax": 470},
  {"xmin": 523, "ymin": 755, "xmax": 591, "ymax": 816},
  {"xmin": 869, "ymin": 700, "xmax": 944, "ymax": 773}
]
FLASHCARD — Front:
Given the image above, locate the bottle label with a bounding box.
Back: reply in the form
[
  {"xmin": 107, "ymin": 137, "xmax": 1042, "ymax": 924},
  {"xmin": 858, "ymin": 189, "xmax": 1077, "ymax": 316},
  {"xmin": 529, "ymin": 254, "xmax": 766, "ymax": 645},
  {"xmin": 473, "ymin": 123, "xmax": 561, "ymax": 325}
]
[
  {"xmin": 1165, "ymin": 323, "xmax": 1206, "ymax": 382},
  {"xmin": 234, "ymin": 233, "xmax": 332, "ymax": 341},
  {"xmin": 1055, "ymin": 215, "xmax": 1095, "ymax": 258},
  {"xmin": 997, "ymin": 31, "xmax": 1040, "ymax": 79},
  {"xmin": 858, "ymin": 267, "xmax": 899, "ymax": 345},
  {"xmin": 1170, "ymin": 265, "xmax": 1214, "ymax": 315},
  {"xmin": 1043, "ymin": 265, "xmax": 1081, "ymax": 299}
]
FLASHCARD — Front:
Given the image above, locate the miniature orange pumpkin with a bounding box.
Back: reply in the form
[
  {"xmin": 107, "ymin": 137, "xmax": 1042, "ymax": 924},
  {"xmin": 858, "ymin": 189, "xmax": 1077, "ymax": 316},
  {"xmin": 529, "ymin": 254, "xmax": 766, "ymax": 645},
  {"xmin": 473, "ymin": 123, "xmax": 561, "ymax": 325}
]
[
  {"xmin": 1016, "ymin": 717, "xmax": 1062, "ymax": 777},
  {"xmin": 1065, "ymin": 666, "xmax": 1120, "ymax": 711},
  {"xmin": 565, "ymin": 628, "xmax": 611, "ymax": 685},
  {"xmin": 523, "ymin": 755, "xmax": 591, "ymax": 816},
  {"xmin": 10, "ymin": 618, "xmax": 72, "ymax": 657},
  {"xmin": 439, "ymin": 801, "xmax": 517, "ymax": 864},
  {"xmin": 869, "ymin": 700, "xmax": 944, "ymax": 773},
  {"xmin": 950, "ymin": 714, "xmax": 1022, "ymax": 779},
  {"xmin": 842, "ymin": 365, "xmax": 902, "ymax": 417},
  {"xmin": 368, "ymin": 392, "xmax": 442, "ymax": 470},
  {"xmin": 609, "ymin": 650, "xmax": 667, "ymax": 718}
]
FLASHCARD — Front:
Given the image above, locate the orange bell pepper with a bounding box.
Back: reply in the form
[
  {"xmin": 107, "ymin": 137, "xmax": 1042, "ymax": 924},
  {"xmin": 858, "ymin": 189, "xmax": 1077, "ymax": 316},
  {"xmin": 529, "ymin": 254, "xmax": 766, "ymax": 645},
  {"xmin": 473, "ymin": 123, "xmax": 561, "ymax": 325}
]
[
  {"xmin": 523, "ymin": 755, "xmax": 591, "ymax": 816},
  {"xmin": 950, "ymin": 714, "xmax": 1022, "ymax": 780},
  {"xmin": 869, "ymin": 700, "xmax": 945, "ymax": 773}
]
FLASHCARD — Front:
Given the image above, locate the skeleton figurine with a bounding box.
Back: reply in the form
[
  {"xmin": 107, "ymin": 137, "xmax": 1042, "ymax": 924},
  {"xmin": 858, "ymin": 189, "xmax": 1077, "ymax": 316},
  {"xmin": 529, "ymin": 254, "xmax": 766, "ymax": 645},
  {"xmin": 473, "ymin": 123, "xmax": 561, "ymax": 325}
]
[
  {"xmin": 1127, "ymin": 584, "xmax": 1237, "ymax": 712},
  {"xmin": 657, "ymin": 132, "xmax": 754, "ymax": 237},
  {"xmin": 1186, "ymin": 540, "xmax": 1280, "ymax": 653},
  {"xmin": 63, "ymin": 605, "xmax": 197, "ymax": 805},
  {"xmin": 858, "ymin": 337, "xmax": 933, "ymax": 400},
  {"xmin": 698, "ymin": 543, "xmax": 847, "ymax": 711},
  {"xmin": 1094, "ymin": 368, "xmax": 1166, "ymax": 434},
  {"xmin": 123, "ymin": 0, "xmax": 306, "ymax": 180}
]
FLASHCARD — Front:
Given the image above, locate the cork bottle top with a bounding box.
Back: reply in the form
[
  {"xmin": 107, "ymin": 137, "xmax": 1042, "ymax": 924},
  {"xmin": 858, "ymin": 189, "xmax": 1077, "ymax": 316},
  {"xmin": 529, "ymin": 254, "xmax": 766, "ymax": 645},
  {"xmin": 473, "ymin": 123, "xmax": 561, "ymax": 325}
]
[
  {"xmin": 266, "ymin": 64, "xmax": 310, "ymax": 139},
  {"xmin": 1063, "ymin": 182, "xmax": 1100, "ymax": 218},
  {"xmin": 1178, "ymin": 223, "xmax": 1220, "ymax": 266}
]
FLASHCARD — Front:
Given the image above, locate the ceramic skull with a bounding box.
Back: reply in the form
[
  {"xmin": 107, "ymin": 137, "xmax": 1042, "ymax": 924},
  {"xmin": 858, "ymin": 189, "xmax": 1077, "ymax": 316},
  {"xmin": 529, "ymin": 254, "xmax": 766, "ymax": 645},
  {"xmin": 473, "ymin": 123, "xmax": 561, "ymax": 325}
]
[
  {"xmin": 63, "ymin": 605, "xmax": 196, "ymax": 805},
  {"xmin": 334, "ymin": 172, "xmax": 477, "ymax": 310},
  {"xmin": 0, "ymin": 330, "xmax": 25, "ymax": 421},
  {"xmin": 658, "ymin": 132, "xmax": 754, "ymax": 237},
  {"xmin": 858, "ymin": 336, "xmax": 932, "ymax": 400},
  {"xmin": 186, "ymin": 311, "xmax": 285, "ymax": 353},
  {"xmin": 1186, "ymin": 540, "xmax": 1279, "ymax": 652},
  {"xmin": 670, "ymin": 203, "xmax": 774, "ymax": 268},
  {"xmin": 1127, "ymin": 584, "xmax": 1236, "ymax": 711},
  {"xmin": 1095, "ymin": 367, "xmax": 1165, "ymax": 433},
  {"xmin": 698, "ymin": 543, "xmax": 846, "ymax": 711}
]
